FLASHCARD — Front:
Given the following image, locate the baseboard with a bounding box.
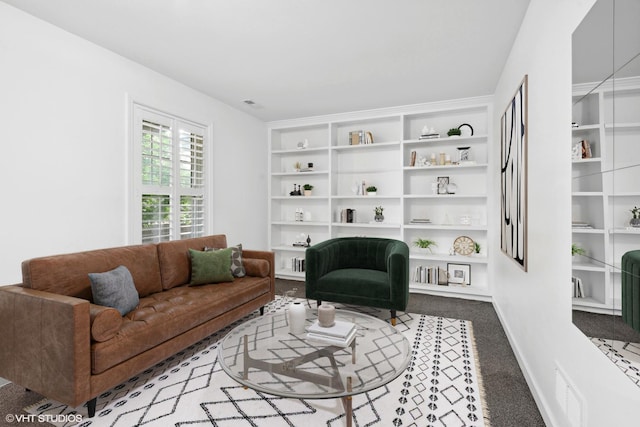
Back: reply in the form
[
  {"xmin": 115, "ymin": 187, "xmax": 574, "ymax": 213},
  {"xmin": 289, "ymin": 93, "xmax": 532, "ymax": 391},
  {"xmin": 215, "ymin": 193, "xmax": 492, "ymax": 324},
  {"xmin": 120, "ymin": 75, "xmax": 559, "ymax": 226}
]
[{"xmin": 492, "ymin": 301, "xmax": 560, "ymax": 427}]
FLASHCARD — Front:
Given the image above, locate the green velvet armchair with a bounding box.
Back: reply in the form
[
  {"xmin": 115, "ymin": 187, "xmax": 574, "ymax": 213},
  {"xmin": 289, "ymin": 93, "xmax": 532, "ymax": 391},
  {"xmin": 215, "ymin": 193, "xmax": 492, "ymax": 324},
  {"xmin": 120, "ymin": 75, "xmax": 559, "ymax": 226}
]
[
  {"xmin": 305, "ymin": 237, "xmax": 410, "ymax": 325},
  {"xmin": 622, "ymin": 250, "xmax": 640, "ymax": 333}
]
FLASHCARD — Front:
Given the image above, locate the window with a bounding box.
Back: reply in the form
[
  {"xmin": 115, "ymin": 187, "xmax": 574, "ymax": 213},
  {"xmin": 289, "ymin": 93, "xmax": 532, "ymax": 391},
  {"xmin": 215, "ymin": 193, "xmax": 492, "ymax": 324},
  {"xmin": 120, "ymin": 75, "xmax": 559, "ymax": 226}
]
[{"xmin": 132, "ymin": 105, "xmax": 207, "ymax": 244}]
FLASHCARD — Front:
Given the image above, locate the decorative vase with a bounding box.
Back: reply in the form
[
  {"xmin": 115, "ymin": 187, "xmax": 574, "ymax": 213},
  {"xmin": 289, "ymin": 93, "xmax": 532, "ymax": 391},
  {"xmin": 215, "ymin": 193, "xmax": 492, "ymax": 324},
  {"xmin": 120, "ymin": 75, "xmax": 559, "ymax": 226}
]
[
  {"xmin": 374, "ymin": 214, "xmax": 384, "ymax": 222},
  {"xmin": 288, "ymin": 301, "xmax": 306, "ymax": 334},
  {"xmin": 630, "ymin": 217, "xmax": 640, "ymax": 228},
  {"xmin": 367, "ymin": 191, "xmax": 377, "ymax": 196},
  {"xmin": 304, "ymin": 190, "xmax": 312, "ymax": 196},
  {"xmin": 317, "ymin": 304, "xmax": 336, "ymax": 327}
]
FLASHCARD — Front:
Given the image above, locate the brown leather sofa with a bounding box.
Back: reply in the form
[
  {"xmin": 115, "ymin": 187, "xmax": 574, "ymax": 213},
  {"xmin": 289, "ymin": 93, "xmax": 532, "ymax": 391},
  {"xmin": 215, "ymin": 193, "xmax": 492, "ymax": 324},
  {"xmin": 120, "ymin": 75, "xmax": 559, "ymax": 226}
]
[{"xmin": 0, "ymin": 235, "xmax": 274, "ymax": 417}]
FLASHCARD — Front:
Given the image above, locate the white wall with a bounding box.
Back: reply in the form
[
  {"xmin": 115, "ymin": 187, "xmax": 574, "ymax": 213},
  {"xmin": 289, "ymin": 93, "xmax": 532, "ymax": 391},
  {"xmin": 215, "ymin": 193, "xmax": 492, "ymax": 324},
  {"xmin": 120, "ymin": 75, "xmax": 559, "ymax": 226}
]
[
  {"xmin": 0, "ymin": 3, "xmax": 267, "ymax": 285},
  {"xmin": 492, "ymin": 0, "xmax": 640, "ymax": 425}
]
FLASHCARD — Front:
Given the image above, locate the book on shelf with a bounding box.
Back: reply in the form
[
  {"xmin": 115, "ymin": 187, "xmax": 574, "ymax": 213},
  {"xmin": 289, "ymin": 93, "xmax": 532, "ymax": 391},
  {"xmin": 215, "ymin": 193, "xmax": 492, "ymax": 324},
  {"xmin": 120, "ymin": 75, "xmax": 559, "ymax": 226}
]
[
  {"xmin": 413, "ymin": 265, "xmax": 448, "ymax": 286},
  {"xmin": 291, "ymin": 256, "xmax": 305, "ymax": 272},
  {"xmin": 572, "ymin": 276, "xmax": 585, "ymax": 298},
  {"xmin": 419, "ymin": 134, "xmax": 440, "ymax": 140}
]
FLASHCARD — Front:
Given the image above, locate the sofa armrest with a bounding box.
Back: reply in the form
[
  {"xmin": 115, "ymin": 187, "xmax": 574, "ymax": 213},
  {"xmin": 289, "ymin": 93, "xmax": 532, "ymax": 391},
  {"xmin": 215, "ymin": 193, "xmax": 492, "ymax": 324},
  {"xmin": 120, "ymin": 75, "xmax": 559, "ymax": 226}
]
[
  {"xmin": 0, "ymin": 285, "xmax": 92, "ymax": 407},
  {"xmin": 241, "ymin": 250, "xmax": 275, "ymax": 300}
]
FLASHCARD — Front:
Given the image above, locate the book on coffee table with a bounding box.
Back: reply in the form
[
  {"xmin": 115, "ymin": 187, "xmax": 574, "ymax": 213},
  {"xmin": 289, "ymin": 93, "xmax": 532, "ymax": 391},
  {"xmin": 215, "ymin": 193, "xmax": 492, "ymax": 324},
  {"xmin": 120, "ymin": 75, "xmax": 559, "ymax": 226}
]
[{"xmin": 306, "ymin": 320, "xmax": 357, "ymax": 347}]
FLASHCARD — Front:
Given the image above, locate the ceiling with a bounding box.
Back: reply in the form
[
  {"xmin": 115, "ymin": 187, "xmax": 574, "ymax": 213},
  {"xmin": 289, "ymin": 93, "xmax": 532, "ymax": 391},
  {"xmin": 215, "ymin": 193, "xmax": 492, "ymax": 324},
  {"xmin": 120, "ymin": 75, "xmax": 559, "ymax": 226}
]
[{"xmin": 2, "ymin": 0, "xmax": 531, "ymax": 122}]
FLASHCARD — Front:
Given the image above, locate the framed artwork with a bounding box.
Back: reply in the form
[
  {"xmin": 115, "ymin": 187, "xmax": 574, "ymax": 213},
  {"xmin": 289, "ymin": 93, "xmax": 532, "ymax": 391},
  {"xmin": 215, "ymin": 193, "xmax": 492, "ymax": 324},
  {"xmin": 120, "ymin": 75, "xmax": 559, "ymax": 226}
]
[
  {"xmin": 437, "ymin": 176, "xmax": 449, "ymax": 194},
  {"xmin": 447, "ymin": 263, "xmax": 471, "ymax": 285},
  {"xmin": 500, "ymin": 75, "xmax": 528, "ymax": 271}
]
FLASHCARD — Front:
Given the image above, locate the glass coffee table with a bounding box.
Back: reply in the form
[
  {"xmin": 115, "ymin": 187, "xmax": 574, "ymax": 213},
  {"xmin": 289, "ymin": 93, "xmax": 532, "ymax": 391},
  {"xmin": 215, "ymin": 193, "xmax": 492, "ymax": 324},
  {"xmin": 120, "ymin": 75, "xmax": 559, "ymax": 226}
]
[{"xmin": 218, "ymin": 307, "xmax": 411, "ymax": 427}]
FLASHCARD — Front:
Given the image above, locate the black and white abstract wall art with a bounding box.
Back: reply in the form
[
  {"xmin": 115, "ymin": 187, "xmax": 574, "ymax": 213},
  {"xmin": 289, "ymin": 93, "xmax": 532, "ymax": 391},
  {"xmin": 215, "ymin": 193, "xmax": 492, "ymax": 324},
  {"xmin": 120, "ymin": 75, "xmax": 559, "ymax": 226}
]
[{"xmin": 500, "ymin": 75, "xmax": 528, "ymax": 271}]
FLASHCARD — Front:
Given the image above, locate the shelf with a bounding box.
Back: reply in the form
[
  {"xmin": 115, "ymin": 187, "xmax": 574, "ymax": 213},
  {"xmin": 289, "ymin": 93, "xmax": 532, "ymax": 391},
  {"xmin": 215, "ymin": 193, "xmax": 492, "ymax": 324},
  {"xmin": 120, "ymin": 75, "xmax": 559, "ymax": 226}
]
[
  {"xmin": 272, "ymin": 245, "xmax": 309, "ymax": 252},
  {"xmin": 572, "ymin": 192, "xmax": 603, "ymax": 197},
  {"xmin": 403, "ymin": 134, "xmax": 487, "ymax": 146},
  {"xmin": 405, "ymin": 224, "xmax": 487, "ymax": 231},
  {"xmin": 608, "ymin": 192, "xmax": 640, "ymax": 197},
  {"xmin": 410, "ymin": 253, "xmax": 488, "ymax": 264},
  {"xmin": 331, "ymin": 222, "xmax": 401, "ymax": 228},
  {"xmin": 275, "ymin": 269, "xmax": 306, "ymax": 279},
  {"xmin": 571, "ymin": 228, "xmax": 605, "ymax": 234},
  {"xmin": 572, "ymin": 158, "xmax": 601, "ymax": 164},
  {"xmin": 333, "ymin": 195, "xmax": 401, "ymax": 199},
  {"xmin": 410, "ymin": 282, "xmax": 491, "ymax": 300},
  {"xmin": 609, "ymin": 227, "xmax": 640, "ymax": 234},
  {"xmin": 271, "ymin": 170, "xmax": 329, "ymax": 176},
  {"xmin": 404, "ymin": 194, "xmax": 487, "ymax": 199},
  {"xmin": 572, "ymin": 124, "xmax": 600, "ymax": 131},
  {"xmin": 331, "ymin": 141, "xmax": 400, "ymax": 151},
  {"xmin": 271, "ymin": 147, "xmax": 328, "ymax": 155},
  {"xmin": 272, "ymin": 196, "xmax": 329, "ymax": 200},
  {"xmin": 604, "ymin": 122, "xmax": 640, "ymax": 130},
  {"xmin": 271, "ymin": 221, "xmax": 330, "ymax": 227},
  {"xmin": 572, "ymin": 261, "xmax": 606, "ymax": 272},
  {"xmin": 403, "ymin": 163, "xmax": 488, "ymax": 171}
]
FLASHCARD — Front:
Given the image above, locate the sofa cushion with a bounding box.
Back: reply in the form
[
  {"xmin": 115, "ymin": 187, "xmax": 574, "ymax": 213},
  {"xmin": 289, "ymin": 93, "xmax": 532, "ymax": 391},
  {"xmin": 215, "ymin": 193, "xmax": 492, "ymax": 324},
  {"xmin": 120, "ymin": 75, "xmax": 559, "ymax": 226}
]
[
  {"xmin": 189, "ymin": 248, "xmax": 234, "ymax": 285},
  {"xmin": 157, "ymin": 235, "xmax": 228, "ymax": 290},
  {"xmin": 21, "ymin": 244, "xmax": 162, "ymax": 300},
  {"xmin": 90, "ymin": 305, "xmax": 123, "ymax": 342},
  {"xmin": 317, "ymin": 268, "xmax": 390, "ymax": 301},
  {"xmin": 243, "ymin": 258, "xmax": 270, "ymax": 278},
  {"xmin": 90, "ymin": 276, "xmax": 271, "ymax": 374},
  {"xmin": 89, "ymin": 266, "xmax": 140, "ymax": 316}
]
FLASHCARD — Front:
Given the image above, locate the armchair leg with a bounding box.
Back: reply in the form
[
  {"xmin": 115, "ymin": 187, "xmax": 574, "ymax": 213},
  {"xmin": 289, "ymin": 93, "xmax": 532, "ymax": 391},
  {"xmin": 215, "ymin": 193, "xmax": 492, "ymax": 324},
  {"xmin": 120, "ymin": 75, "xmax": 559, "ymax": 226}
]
[
  {"xmin": 390, "ymin": 310, "xmax": 397, "ymax": 326},
  {"xmin": 87, "ymin": 397, "xmax": 97, "ymax": 418},
  {"xmin": 317, "ymin": 300, "xmax": 322, "ymax": 308}
]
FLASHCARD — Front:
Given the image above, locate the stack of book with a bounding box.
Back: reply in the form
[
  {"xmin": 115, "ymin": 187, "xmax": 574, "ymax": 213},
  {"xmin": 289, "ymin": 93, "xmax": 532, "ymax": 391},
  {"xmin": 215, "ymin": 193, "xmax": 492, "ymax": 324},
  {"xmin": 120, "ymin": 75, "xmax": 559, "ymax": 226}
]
[
  {"xmin": 419, "ymin": 133, "xmax": 440, "ymax": 140},
  {"xmin": 410, "ymin": 218, "xmax": 432, "ymax": 224},
  {"xmin": 306, "ymin": 319, "xmax": 357, "ymax": 347},
  {"xmin": 572, "ymin": 221, "xmax": 593, "ymax": 230}
]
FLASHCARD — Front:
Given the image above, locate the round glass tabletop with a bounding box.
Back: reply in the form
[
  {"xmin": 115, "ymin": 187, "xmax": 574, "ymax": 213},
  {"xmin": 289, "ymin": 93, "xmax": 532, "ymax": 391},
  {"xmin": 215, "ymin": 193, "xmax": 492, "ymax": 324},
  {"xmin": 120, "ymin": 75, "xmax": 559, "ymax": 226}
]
[{"xmin": 218, "ymin": 307, "xmax": 411, "ymax": 400}]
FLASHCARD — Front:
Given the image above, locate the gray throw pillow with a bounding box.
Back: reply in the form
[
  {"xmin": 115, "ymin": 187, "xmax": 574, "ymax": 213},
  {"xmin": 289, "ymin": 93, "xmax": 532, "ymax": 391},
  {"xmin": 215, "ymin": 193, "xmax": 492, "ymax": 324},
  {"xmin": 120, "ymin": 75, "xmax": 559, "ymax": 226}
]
[
  {"xmin": 89, "ymin": 265, "xmax": 140, "ymax": 316},
  {"xmin": 204, "ymin": 243, "xmax": 246, "ymax": 278}
]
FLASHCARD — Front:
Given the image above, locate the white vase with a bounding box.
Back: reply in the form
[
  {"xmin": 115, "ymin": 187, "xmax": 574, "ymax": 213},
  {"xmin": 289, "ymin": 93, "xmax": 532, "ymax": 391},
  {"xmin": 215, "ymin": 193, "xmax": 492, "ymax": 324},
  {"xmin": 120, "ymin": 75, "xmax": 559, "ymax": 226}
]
[{"xmin": 288, "ymin": 302, "xmax": 306, "ymax": 334}]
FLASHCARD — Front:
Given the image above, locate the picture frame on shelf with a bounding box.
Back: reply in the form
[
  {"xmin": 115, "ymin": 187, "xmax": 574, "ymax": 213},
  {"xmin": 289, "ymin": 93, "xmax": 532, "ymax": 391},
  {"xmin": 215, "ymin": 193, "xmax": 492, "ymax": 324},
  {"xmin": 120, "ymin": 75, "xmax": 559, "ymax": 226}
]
[
  {"xmin": 447, "ymin": 263, "xmax": 471, "ymax": 285},
  {"xmin": 437, "ymin": 176, "xmax": 449, "ymax": 195}
]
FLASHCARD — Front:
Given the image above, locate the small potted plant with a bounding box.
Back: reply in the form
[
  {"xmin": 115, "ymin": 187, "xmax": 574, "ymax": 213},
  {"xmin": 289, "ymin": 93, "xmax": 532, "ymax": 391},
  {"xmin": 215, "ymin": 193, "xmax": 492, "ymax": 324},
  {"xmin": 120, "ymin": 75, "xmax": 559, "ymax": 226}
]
[
  {"xmin": 630, "ymin": 206, "xmax": 640, "ymax": 228},
  {"xmin": 447, "ymin": 127, "xmax": 461, "ymax": 137},
  {"xmin": 374, "ymin": 206, "xmax": 384, "ymax": 222},
  {"xmin": 571, "ymin": 243, "xmax": 586, "ymax": 257},
  {"xmin": 303, "ymin": 184, "xmax": 314, "ymax": 196},
  {"xmin": 366, "ymin": 185, "xmax": 377, "ymax": 196},
  {"xmin": 413, "ymin": 238, "xmax": 437, "ymax": 253},
  {"xmin": 474, "ymin": 242, "xmax": 481, "ymax": 254}
]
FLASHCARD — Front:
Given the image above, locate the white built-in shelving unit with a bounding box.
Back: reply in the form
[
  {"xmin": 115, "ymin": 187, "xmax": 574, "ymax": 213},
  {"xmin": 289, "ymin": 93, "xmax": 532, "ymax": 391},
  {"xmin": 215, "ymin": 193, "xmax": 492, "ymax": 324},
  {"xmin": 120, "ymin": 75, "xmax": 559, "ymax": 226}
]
[
  {"xmin": 571, "ymin": 76, "xmax": 640, "ymax": 314},
  {"xmin": 268, "ymin": 97, "xmax": 494, "ymax": 301}
]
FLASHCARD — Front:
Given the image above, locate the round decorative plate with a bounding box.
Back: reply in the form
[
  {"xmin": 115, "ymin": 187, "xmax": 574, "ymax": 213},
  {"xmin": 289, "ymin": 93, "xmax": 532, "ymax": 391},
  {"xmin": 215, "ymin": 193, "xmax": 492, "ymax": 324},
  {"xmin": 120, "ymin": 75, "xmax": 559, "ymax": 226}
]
[{"xmin": 453, "ymin": 235, "xmax": 475, "ymax": 256}]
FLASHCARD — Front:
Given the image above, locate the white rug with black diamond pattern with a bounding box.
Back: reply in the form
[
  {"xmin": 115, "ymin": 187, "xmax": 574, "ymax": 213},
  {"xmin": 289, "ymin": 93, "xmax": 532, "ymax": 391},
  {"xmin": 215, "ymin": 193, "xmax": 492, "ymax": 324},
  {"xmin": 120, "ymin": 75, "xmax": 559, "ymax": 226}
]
[{"xmin": 25, "ymin": 297, "xmax": 489, "ymax": 427}]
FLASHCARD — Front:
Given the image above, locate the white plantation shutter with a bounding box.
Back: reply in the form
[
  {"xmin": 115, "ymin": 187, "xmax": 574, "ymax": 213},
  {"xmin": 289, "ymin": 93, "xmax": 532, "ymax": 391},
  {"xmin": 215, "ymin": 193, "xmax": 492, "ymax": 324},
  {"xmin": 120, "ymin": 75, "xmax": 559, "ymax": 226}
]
[{"xmin": 133, "ymin": 105, "xmax": 207, "ymax": 243}]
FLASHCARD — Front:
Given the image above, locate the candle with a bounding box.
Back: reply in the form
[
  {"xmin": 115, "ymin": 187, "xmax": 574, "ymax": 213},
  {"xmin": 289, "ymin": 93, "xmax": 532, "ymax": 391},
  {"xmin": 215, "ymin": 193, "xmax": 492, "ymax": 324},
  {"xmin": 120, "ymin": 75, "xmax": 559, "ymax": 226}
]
[{"xmin": 318, "ymin": 304, "xmax": 336, "ymax": 327}]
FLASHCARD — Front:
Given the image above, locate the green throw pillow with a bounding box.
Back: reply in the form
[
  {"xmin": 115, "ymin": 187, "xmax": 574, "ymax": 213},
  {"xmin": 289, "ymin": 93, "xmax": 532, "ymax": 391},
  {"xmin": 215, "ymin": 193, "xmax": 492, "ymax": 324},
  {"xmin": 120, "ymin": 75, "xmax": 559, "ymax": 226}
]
[{"xmin": 189, "ymin": 248, "xmax": 234, "ymax": 285}]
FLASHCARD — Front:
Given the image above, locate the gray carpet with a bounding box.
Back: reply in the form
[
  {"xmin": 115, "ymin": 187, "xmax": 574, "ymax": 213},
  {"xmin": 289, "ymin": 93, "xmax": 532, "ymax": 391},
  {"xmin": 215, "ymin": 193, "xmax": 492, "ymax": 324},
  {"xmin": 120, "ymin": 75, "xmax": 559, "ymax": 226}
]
[{"xmin": 0, "ymin": 279, "xmax": 546, "ymax": 427}]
